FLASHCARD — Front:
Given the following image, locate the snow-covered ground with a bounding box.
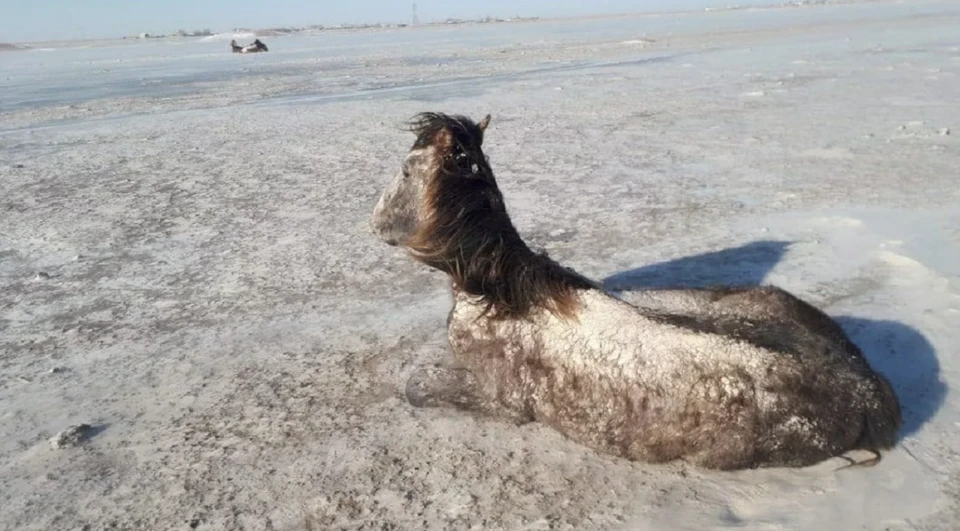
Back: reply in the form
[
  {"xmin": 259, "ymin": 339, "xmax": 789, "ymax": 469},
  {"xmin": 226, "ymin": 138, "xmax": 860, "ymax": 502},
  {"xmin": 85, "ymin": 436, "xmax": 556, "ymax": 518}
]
[{"xmin": 1, "ymin": 1, "xmax": 958, "ymax": 529}]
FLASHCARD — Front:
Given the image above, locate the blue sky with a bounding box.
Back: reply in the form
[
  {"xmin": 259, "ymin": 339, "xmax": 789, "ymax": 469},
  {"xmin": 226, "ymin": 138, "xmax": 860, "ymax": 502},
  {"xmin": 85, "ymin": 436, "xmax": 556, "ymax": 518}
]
[{"xmin": 1, "ymin": 0, "xmax": 740, "ymax": 42}]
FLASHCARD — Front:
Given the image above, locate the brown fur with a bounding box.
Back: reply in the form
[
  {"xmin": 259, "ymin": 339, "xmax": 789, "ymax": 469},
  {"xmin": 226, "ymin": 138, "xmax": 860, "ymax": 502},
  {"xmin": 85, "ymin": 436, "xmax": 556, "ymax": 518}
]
[{"xmin": 620, "ymin": 285, "xmax": 902, "ymax": 461}]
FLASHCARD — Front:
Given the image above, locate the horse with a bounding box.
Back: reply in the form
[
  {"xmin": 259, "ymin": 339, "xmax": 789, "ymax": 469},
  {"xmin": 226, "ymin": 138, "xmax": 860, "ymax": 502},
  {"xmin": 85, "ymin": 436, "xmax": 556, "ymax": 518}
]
[
  {"xmin": 243, "ymin": 39, "xmax": 268, "ymax": 53},
  {"xmin": 232, "ymin": 38, "xmax": 268, "ymax": 54},
  {"xmin": 369, "ymin": 112, "xmax": 901, "ymax": 470}
]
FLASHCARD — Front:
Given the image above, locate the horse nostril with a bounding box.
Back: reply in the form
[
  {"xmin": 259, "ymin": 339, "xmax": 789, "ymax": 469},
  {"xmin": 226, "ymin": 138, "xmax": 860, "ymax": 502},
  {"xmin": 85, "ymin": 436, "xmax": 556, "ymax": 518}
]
[{"xmin": 370, "ymin": 222, "xmax": 398, "ymax": 246}]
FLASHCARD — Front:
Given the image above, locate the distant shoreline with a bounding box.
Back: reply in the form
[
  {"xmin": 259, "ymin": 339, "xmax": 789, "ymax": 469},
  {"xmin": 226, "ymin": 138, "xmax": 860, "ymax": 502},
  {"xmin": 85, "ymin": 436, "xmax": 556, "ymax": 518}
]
[
  {"xmin": 5, "ymin": 0, "xmax": 887, "ymax": 47},
  {"xmin": 0, "ymin": 42, "xmax": 31, "ymax": 52},
  {"xmin": 8, "ymin": 16, "xmax": 544, "ymax": 48}
]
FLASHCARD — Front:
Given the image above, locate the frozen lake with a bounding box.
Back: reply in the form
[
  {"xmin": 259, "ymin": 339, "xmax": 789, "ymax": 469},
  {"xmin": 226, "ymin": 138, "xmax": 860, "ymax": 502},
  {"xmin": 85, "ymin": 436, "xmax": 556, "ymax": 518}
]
[
  {"xmin": 1, "ymin": 0, "xmax": 952, "ymax": 116},
  {"xmin": 1, "ymin": 1, "xmax": 959, "ymax": 530}
]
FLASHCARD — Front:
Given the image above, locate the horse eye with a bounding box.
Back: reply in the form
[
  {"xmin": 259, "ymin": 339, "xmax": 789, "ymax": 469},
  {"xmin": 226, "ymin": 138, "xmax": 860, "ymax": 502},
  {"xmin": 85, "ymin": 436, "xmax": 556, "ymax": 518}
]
[{"xmin": 402, "ymin": 168, "xmax": 410, "ymax": 179}]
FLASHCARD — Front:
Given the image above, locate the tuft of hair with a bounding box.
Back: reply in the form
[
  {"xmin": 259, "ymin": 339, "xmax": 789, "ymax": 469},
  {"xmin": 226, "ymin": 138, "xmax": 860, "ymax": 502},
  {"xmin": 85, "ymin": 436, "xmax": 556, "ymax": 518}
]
[
  {"xmin": 407, "ymin": 112, "xmax": 489, "ymax": 158},
  {"xmin": 403, "ymin": 112, "xmax": 593, "ymax": 319},
  {"xmin": 840, "ymin": 372, "xmax": 901, "ymax": 469}
]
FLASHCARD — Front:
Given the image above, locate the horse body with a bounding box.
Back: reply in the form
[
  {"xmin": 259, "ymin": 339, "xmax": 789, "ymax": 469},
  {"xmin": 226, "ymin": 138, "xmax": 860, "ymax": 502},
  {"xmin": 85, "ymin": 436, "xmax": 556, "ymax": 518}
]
[
  {"xmin": 450, "ymin": 287, "xmax": 897, "ymax": 469},
  {"xmin": 370, "ymin": 112, "xmax": 901, "ymax": 469},
  {"xmin": 231, "ymin": 38, "xmax": 268, "ymax": 54}
]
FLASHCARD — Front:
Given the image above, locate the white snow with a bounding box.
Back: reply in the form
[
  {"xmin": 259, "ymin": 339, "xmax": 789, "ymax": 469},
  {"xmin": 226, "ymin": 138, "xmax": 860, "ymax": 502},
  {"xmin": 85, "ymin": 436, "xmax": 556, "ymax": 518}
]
[{"xmin": 1, "ymin": 1, "xmax": 958, "ymax": 529}]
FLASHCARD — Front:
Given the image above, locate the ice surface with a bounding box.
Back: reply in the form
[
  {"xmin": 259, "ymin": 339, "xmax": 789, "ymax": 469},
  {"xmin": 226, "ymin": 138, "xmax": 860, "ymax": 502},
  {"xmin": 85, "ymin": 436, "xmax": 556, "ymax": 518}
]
[{"xmin": 1, "ymin": 1, "xmax": 958, "ymax": 529}]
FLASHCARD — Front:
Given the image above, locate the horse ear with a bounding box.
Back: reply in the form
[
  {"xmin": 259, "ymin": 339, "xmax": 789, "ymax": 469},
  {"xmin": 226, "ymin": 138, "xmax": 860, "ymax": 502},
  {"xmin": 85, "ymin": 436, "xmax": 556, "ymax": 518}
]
[{"xmin": 478, "ymin": 114, "xmax": 491, "ymax": 132}]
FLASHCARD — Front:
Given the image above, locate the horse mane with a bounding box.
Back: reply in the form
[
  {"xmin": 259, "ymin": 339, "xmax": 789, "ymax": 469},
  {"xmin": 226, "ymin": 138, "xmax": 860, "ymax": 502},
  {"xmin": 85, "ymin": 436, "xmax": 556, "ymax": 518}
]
[{"xmin": 404, "ymin": 112, "xmax": 593, "ymax": 319}]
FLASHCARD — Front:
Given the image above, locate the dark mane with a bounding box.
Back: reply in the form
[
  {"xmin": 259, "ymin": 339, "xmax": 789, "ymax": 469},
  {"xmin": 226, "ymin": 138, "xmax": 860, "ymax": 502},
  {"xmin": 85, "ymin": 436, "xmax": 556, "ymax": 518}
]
[
  {"xmin": 405, "ymin": 112, "xmax": 593, "ymax": 319},
  {"xmin": 407, "ymin": 112, "xmax": 486, "ymax": 157}
]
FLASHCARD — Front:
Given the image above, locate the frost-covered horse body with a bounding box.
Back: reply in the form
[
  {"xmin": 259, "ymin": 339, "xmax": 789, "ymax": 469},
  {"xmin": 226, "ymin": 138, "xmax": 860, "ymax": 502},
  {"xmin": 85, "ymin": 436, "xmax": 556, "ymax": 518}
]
[
  {"xmin": 231, "ymin": 38, "xmax": 268, "ymax": 53},
  {"xmin": 370, "ymin": 112, "xmax": 901, "ymax": 470}
]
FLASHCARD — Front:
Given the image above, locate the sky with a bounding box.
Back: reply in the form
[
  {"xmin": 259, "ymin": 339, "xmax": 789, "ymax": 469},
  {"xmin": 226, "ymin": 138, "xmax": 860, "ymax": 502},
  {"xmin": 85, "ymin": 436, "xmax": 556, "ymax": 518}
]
[{"xmin": 0, "ymin": 0, "xmax": 752, "ymax": 43}]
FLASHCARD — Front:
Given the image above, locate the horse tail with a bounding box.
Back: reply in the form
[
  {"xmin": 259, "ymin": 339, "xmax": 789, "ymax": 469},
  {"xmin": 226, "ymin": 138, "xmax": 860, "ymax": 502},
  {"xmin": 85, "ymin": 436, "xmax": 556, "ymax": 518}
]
[{"xmin": 843, "ymin": 373, "xmax": 901, "ymax": 468}]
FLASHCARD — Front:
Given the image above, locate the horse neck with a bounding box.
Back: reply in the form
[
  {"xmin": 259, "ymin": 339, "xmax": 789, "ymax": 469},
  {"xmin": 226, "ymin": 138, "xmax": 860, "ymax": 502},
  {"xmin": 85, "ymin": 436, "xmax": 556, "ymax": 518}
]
[{"xmin": 426, "ymin": 213, "xmax": 594, "ymax": 319}]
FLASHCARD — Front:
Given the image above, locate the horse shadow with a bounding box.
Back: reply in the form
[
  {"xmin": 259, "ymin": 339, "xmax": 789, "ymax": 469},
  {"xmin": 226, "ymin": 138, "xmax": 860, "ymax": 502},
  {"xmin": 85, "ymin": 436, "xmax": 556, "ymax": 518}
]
[
  {"xmin": 603, "ymin": 240, "xmax": 792, "ymax": 290},
  {"xmin": 602, "ymin": 240, "xmax": 945, "ymax": 439}
]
